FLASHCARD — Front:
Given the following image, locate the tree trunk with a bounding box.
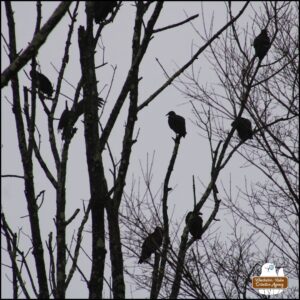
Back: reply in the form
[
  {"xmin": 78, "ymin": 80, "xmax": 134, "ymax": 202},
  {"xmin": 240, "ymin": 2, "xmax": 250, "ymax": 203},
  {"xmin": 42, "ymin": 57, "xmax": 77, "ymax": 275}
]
[{"xmin": 78, "ymin": 20, "xmax": 107, "ymax": 298}]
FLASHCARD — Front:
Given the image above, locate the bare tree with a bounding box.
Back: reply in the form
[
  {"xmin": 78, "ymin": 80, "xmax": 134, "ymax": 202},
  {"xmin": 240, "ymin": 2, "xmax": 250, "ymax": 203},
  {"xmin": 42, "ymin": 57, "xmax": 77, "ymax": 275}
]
[
  {"xmin": 1, "ymin": 1, "xmax": 250, "ymax": 299},
  {"xmin": 3, "ymin": 1, "xmax": 296, "ymax": 299},
  {"xmin": 169, "ymin": 1, "xmax": 298, "ymax": 299}
]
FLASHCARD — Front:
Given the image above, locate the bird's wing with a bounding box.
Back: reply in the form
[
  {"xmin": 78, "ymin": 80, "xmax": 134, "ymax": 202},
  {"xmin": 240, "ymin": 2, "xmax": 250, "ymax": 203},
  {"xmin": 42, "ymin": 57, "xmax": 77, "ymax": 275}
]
[
  {"xmin": 177, "ymin": 116, "xmax": 186, "ymax": 133},
  {"xmin": 253, "ymin": 36, "xmax": 259, "ymax": 48}
]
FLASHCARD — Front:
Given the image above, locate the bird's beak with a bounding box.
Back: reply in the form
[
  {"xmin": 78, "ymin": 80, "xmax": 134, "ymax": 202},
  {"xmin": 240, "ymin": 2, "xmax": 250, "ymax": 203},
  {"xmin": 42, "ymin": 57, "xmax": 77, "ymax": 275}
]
[{"xmin": 166, "ymin": 113, "xmax": 169, "ymax": 116}]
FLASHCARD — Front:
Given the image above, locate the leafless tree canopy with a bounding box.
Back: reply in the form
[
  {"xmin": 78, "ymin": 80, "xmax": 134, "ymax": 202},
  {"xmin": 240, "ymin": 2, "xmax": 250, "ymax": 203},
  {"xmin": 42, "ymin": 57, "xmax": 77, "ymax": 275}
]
[{"xmin": 1, "ymin": 1, "xmax": 298, "ymax": 299}]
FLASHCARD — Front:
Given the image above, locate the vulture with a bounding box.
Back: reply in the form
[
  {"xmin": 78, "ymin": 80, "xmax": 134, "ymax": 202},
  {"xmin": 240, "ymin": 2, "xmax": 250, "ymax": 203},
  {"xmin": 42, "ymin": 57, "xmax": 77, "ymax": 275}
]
[
  {"xmin": 231, "ymin": 117, "xmax": 253, "ymax": 142},
  {"xmin": 58, "ymin": 101, "xmax": 74, "ymax": 140},
  {"xmin": 186, "ymin": 211, "xmax": 203, "ymax": 240},
  {"xmin": 138, "ymin": 227, "xmax": 163, "ymax": 264},
  {"xmin": 94, "ymin": 1, "xmax": 118, "ymax": 24},
  {"xmin": 30, "ymin": 70, "xmax": 53, "ymax": 97},
  {"xmin": 166, "ymin": 111, "xmax": 186, "ymax": 138},
  {"xmin": 253, "ymin": 29, "xmax": 271, "ymax": 61},
  {"xmin": 58, "ymin": 98, "xmax": 104, "ymax": 140}
]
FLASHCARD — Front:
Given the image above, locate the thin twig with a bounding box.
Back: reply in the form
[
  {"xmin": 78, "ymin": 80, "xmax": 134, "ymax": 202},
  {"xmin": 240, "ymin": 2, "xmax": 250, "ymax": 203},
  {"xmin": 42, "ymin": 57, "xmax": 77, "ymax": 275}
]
[{"xmin": 153, "ymin": 14, "xmax": 199, "ymax": 33}]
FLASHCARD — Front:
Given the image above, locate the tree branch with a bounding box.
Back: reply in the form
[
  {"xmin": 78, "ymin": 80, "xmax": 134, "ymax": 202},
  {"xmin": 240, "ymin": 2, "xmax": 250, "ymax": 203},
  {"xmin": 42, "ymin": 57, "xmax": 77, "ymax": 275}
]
[
  {"xmin": 1, "ymin": 2, "xmax": 72, "ymax": 88},
  {"xmin": 153, "ymin": 14, "xmax": 199, "ymax": 33},
  {"xmin": 137, "ymin": 2, "xmax": 250, "ymax": 111}
]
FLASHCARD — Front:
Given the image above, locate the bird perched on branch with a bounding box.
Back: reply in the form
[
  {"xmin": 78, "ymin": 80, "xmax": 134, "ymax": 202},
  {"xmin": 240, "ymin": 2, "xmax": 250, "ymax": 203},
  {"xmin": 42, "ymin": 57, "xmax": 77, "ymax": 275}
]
[
  {"xmin": 231, "ymin": 117, "xmax": 253, "ymax": 142},
  {"xmin": 58, "ymin": 101, "xmax": 74, "ymax": 140},
  {"xmin": 30, "ymin": 70, "xmax": 53, "ymax": 97},
  {"xmin": 253, "ymin": 29, "xmax": 271, "ymax": 61},
  {"xmin": 186, "ymin": 211, "xmax": 203, "ymax": 240},
  {"xmin": 93, "ymin": 1, "xmax": 118, "ymax": 24},
  {"xmin": 57, "ymin": 98, "xmax": 103, "ymax": 140},
  {"xmin": 138, "ymin": 227, "xmax": 163, "ymax": 264},
  {"xmin": 166, "ymin": 111, "xmax": 186, "ymax": 138}
]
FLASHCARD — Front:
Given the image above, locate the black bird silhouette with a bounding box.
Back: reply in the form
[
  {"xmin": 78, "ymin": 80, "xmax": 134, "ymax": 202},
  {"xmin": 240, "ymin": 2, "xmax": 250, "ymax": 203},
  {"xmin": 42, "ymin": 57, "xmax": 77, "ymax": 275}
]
[
  {"xmin": 166, "ymin": 111, "xmax": 186, "ymax": 138},
  {"xmin": 58, "ymin": 101, "xmax": 74, "ymax": 140},
  {"xmin": 94, "ymin": 1, "xmax": 118, "ymax": 24},
  {"xmin": 231, "ymin": 117, "xmax": 253, "ymax": 142},
  {"xmin": 138, "ymin": 227, "xmax": 163, "ymax": 264},
  {"xmin": 58, "ymin": 98, "xmax": 104, "ymax": 140},
  {"xmin": 30, "ymin": 70, "xmax": 53, "ymax": 97},
  {"xmin": 186, "ymin": 211, "xmax": 203, "ymax": 240},
  {"xmin": 253, "ymin": 29, "xmax": 270, "ymax": 61}
]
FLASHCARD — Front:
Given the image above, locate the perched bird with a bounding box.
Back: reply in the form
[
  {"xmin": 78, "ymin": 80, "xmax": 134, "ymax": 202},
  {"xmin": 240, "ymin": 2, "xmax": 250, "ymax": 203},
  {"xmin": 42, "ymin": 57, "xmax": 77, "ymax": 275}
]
[
  {"xmin": 58, "ymin": 98, "xmax": 103, "ymax": 140},
  {"xmin": 30, "ymin": 70, "xmax": 53, "ymax": 97},
  {"xmin": 231, "ymin": 117, "xmax": 253, "ymax": 142},
  {"xmin": 253, "ymin": 29, "xmax": 271, "ymax": 61},
  {"xmin": 186, "ymin": 211, "xmax": 203, "ymax": 240},
  {"xmin": 138, "ymin": 227, "xmax": 163, "ymax": 264},
  {"xmin": 94, "ymin": 1, "xmax": 118, "ymax": 24},
  {"xmin": 58, "ymin": 101, "xmax": 74, "ymax": 140},
  {"xmin": 166, "ymin": 111, "xmax": 186, "ymax": 138}
]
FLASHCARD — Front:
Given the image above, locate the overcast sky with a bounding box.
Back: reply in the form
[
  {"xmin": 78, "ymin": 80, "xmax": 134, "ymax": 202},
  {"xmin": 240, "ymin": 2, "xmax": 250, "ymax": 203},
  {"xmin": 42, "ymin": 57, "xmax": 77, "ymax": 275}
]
[{"xmin": 1, "ymin": 2, "xmax": 285, "ymax": 298}]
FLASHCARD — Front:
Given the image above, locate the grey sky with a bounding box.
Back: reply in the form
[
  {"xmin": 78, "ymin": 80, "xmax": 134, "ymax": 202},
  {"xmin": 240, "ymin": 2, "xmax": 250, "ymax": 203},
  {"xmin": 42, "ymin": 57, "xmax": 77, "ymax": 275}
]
[{"xmin": 2, "ymin": 2, "xmax": 294, "ymax": 299}]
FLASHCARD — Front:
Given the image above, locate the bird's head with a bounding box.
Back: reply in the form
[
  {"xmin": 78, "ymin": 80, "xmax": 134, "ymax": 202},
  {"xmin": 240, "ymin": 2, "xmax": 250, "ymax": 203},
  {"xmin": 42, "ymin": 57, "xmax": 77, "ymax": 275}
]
[
  {"xmin": 186, "ymin": 210, "xmax": 202, "ymax": 224},
  {"xmin": 166, "ymin": 111, "xmax": 176, "ymax": 117}
]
